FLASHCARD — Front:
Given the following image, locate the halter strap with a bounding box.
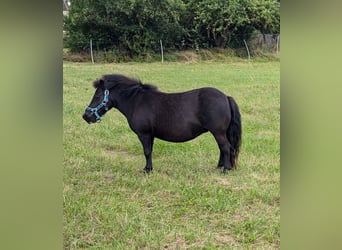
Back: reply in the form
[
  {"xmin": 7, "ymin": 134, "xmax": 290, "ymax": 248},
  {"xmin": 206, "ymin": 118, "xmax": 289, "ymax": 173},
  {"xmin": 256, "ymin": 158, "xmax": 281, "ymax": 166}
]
[{"xmin": 86, "ymin": 89, "xmax": 110, "ymax": 121}]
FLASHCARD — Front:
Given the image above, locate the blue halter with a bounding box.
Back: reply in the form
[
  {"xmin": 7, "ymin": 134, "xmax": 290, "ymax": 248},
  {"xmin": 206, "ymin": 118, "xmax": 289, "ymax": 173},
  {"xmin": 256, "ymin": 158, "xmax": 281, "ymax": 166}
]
[{"xmin": 86, "ymin": 89, "xmax": 110, "ymax": 121}]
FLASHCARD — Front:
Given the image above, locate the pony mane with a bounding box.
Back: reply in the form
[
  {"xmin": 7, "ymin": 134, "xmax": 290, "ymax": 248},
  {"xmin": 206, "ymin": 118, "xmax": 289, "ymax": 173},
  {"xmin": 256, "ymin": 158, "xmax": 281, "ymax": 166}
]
[{"xmin": 101, "ymin": 74, "xmax": 158, "ymax": 98}]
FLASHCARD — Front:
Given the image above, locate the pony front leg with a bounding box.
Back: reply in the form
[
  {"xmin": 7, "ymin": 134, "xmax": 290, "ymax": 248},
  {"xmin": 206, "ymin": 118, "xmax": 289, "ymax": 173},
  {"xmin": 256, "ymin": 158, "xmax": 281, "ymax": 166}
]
[{"xmin": 138, "ymin": 134, "xmax": 154, "ymax": 173}]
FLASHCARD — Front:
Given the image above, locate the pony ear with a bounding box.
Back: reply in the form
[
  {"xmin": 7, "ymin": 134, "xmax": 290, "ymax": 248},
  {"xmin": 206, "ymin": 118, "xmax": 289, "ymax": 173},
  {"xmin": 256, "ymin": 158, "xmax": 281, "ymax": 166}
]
[{"xmin": 93, "ymin": 79, "xmax": 104, "ymax": 89}]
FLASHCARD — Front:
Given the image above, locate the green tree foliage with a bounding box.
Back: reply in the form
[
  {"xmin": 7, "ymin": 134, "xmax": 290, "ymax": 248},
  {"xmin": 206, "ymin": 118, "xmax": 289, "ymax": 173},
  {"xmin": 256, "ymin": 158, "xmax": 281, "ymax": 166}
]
[
  {"xmin": 64, "ymin": 0, "xmax": 185, "ymax": 54},
  {"xmin": 251, "ymin": 0, "xmax": 280, "ymax": 34},
  {"xmin": 64, "ymin": 0, "xmax": 279, "ymax": 54},
  {"xmin": 181, "ymin": 0, "xmax": 279, "ymax": 48}
]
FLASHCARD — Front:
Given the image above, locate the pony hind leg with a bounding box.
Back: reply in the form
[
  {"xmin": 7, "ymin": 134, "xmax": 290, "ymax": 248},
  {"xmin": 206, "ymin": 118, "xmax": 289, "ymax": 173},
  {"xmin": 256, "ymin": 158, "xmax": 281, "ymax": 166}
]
[
  {"xmin": 212, "ymin": 131, "xmax": 232, "ymax": 174},
  {"xmin": 217, "ymin": 152, "xmax": 224, "ymax": 168}
]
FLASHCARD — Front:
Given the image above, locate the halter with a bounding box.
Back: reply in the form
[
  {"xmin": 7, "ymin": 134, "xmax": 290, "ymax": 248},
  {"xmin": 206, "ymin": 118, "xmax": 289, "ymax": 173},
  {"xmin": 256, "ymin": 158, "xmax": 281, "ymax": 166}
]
[{"xmin": 86, "ymin": 89, "xmax": 110, "ymax": 121}]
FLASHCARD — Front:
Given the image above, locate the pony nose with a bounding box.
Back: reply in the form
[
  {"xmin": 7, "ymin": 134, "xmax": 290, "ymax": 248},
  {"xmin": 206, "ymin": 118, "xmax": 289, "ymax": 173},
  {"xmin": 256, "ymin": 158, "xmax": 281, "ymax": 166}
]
[{"xmin": 82, "ymin": 113, "xmax": 91, "ymax": 124}]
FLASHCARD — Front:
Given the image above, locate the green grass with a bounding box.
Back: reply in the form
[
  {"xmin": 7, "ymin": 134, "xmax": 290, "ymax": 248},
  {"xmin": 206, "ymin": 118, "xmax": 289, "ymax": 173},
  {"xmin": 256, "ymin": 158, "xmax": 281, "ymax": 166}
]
[{"xmin": 63, "ymin": 60, "xmax": 280, "ymax": 249}]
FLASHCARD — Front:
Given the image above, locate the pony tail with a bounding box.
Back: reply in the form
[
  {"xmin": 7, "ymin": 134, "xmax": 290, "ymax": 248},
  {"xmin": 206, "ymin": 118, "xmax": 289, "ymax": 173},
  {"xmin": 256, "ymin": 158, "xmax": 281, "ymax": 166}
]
[{"xmin": 227, "ymin": 96, "xmax": 242, "ymax": 168}]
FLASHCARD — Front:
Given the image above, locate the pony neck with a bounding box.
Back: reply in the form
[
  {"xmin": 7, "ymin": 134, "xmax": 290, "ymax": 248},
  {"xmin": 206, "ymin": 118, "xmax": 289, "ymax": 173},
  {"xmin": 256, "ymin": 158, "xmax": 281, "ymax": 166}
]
[{"xmin": 114, "ymin": 91, "xmax": 140, "ymax": 119}]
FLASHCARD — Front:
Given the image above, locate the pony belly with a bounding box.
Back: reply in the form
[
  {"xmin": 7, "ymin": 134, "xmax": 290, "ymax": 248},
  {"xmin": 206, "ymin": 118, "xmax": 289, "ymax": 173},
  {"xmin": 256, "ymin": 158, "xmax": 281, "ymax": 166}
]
[{"xmin": 154, "ymin": 128, "xmax": 207, "ymax": 142}]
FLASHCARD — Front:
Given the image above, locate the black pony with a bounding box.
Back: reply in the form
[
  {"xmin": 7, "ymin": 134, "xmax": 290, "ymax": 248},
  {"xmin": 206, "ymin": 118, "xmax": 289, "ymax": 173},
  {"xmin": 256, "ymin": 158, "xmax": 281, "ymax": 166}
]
[{"xmin": 83, "ymin": 74, "xmax": 242, "ymax": 174}]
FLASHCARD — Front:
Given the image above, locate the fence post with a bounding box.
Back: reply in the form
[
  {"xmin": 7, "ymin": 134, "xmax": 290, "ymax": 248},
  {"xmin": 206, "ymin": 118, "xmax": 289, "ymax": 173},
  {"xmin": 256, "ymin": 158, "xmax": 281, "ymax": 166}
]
[
  {"xmin": 160, "ymin": 40, "xmax": 164, "ymax": 63},
  {"xmin": 276, "ymin": 35, "xmax": 280, "ymax": 54},
  {"xmin": 90, "ymin": 39, "xmax": 94, "ymax": 64},
  {"xmin": 243, "ymin": 39, "xmax": 250, "ymax": 60}
]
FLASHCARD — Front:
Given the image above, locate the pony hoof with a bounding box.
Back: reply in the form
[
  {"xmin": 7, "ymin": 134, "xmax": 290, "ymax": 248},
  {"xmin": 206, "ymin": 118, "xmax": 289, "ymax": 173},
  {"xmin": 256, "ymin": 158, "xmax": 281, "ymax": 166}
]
[
  {"xmin": 143, "ymin": 168, "xmax": 153, "ymax": 174},
  {"xmin": 222, "ymin": 169, "xmax": 229, "ymax": 175}
]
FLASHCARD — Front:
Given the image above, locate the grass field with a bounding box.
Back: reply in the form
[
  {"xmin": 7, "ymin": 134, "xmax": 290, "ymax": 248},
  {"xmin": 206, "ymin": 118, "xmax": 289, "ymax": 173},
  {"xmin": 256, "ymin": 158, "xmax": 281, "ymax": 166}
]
[{"xmin": 63, "ymin": 60, "xmax": 280, "ymax": 249}]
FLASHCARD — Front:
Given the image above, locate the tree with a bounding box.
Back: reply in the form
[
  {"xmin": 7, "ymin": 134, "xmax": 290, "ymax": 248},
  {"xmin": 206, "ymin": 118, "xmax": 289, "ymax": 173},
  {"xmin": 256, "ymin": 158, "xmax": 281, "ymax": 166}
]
[
  {"xmin": 250, "ymin": 0, "xmax": 280, "ymax": 34},
  {"xmin": 64, "ymin": 0, "xmax": 280, "ymax": 54},
  {"xmin": 181, "ymin": 0, "xmax": 279, "ymax": 48},
  {"xmin": 64, "ymin": 0, "xmax": 185, "ymax": 54}
]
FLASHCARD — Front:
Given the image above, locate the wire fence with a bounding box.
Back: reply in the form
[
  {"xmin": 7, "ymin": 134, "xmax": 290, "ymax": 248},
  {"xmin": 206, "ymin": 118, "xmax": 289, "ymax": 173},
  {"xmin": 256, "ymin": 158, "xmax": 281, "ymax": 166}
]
[
  {"xmin": 247, "ymin": 33, "xmax": 280, "ymax": 55},
  {"xmin": 63, "ymin": 34, "xmax": 280, "ymax": 63}
]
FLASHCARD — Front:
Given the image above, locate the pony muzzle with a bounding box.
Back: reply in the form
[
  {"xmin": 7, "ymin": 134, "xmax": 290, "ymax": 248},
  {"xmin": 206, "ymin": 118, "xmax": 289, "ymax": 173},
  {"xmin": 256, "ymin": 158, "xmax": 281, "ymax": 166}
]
[
  {"xmin": 83, "ymin": 107, "xmax": 107, "ymax": 124},
  {"xmin": 82, "ymin": 111, "xmax": 98, "ymax": 124}
]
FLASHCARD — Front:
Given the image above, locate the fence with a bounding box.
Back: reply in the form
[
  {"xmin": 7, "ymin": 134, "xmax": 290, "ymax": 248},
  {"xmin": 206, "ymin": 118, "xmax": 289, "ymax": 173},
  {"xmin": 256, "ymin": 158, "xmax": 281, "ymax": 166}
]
[{"xmin": 247, "ymin": 33, "xmax": 280, "ymax": 55}]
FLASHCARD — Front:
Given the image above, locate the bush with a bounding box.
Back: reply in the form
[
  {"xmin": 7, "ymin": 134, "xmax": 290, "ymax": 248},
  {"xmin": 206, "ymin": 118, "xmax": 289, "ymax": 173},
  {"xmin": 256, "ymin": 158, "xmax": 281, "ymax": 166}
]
[{"xmin": 64, "ymin": 0, "xmax": 279, "ymax": 56}]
